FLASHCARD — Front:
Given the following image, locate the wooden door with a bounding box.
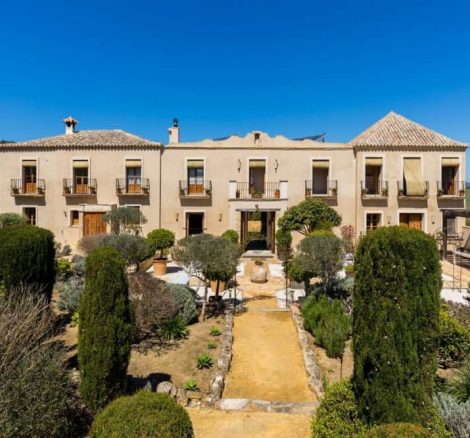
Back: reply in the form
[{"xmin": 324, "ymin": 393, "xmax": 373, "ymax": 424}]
[
  {"xmin": 442, "ymin": 166, "xmax": 457, "ymax": 195},
  {"xmin": 74, "ymin": 168, "xmax": 89, "ymax": 194},
  {"xmin": 83, "ymin": 213, "xmax": 106, "ymax": 236},
  {"xmin": 399, "ymin": 213, "xmax": 422, "ymax": 230},
  {"xmin": 126, "ymin": 167, "xmax": 142, "ymax": 193},
  {"xmin": 23, "ymin": 166, "xmax": 37, "ymax": 194}
]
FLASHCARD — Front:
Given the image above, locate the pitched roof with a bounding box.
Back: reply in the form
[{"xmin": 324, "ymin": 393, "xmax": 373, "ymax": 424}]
[
  {"xmin": 350, "ymin": 111, "xmax": 466, "ymax": 148},
  {"xmin": 2, "ymin": 130, "xmax": 161, "ymax": 148}
]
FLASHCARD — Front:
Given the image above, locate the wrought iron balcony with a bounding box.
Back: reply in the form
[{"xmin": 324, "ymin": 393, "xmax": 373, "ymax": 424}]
[
  {"xmin": 10, "ymin": 179, "xmax": 45, "ymax": 196},
  {"xmin": 179, "ymin": 180, "xmax": 212, "ymax": 198},
  {"xmin": 397, "ymin": 180, "xmax": 429, "ymax": 198},
  {"xmin": 234, "ymin": 182, "xmax": 280, "ymax": 200},
  {"xmin": 305, "ymin": 180, "xmax": 337, "ymax": 198},
  {"xmin": 63, "ymin": 178, "xmax": 97, "ymax": 196},
  {"xmin": 437, "ymin": 181, "xmax": 466, "ymax": 198},
  {"xmin": 116, "ymin": 178, "xmax": 150, "ymax": 195},
  {"xmin": 361, "ymin": 180, "xmax": 389, "ymax": 198}
]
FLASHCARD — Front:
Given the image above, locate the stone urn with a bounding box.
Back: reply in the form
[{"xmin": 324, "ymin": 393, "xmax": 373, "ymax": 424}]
[{"xmin": 250, "ymin": 262, "xmax": 267, "ymax": 283}]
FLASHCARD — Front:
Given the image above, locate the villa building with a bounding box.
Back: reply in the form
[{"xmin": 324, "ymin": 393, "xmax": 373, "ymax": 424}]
[{"xmin": 0, "ymin": 112, "xmax": 466, "ymax": 251}]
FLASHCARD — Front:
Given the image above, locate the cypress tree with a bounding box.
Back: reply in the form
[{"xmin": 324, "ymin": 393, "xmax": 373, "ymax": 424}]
[
  {"xmin": 352, "ymin": 226, "xmax": 441, "ymax": 426},
  {"xmin": 78, "ymin": 247, "xmax": 133, "ymax": 413},
  {"xmin": 0, "ymin": 224, "xmax": 55, "ymax": 299}
]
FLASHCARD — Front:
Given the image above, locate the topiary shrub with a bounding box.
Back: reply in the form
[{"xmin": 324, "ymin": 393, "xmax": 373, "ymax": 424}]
[
  {"xmin": 128, "ymin": 272, "xmax": 179, "ymax": 341},
  {"xmin": 0, "ymin": 224, "xmax": 55, "ymax": 299},
  {"xmin": 167, "ymin": 284, "xmax": 198, "ymax": 324},
  {"xmin": 89, "ymin": 391, "xmax": 194, "ymax": 438},
  {"xmin": 221, "ymin": 229, "xmax": 239, "ymax": 244},
  {"xmin": 147, "ymin": 228, "xmax": 175, "ymax": 259},
  {"xmin": 276, "ymin": 228, "xmax": 292, "ymax": 260},
  {"xmin": 78, "ymin": 247, "xmax": 133, "ymax": 413},
  {"xmin": 353, "ymin": 227, "xmax": 441, "ymax": 427},
  {"xmin": 439, "ymin": 305, "xmax": 470, "ymax": 367},
  {"xmin": 311, "ymin": 380, "xmax": 366, "ymax": 438},
  {"xmin": 365, "ymin": 423, "xmax": 438, "ymax": 437},
  {"xmin": 101, "ymin": 234, "xmax": 153, "ymax": 267},
  {"xmin": 0, "ymin": 212, "xmax": 26, "ymax": 228}
]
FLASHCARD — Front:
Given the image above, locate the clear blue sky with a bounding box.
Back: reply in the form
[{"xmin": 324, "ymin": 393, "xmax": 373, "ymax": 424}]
[{"xmin": 1, "ymin": 1, "xmax": 470, "ymax": 174}]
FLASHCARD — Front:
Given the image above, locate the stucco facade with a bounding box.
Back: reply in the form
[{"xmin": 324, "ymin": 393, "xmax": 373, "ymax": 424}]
[{"xmin": 0, "ymin": 113, "xmax": 466, "ymax": 250}]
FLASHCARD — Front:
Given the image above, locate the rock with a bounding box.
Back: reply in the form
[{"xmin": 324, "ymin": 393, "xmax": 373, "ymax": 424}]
[{"xmin": 156, "ymin": 381, "xmax": 173, "ymax": 395}]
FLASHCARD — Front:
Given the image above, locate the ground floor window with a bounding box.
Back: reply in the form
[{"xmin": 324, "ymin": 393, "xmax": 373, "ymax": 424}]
[
  {"xmin": 70, "ymin": 210, "xmax": 79, "ymax": 226},
  {"xmin": 23, "ymin": 207, "xmax": 36, "ymax": 225},
  {"xmin": 186, "ymin": 212, "xmax": 204, "ymax": 236},
  {"xmin": 366, "ymin": 213, "xmax": 381, "ymax": 232},
  {"xmin": 399, "ymin": 213, "xmax": 423, "ymax": 230}
]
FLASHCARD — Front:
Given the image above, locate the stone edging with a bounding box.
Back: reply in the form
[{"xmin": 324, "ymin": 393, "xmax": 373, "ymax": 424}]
[
  {"xmin": 290, "ymin": 306, "xmax": 324, "ymax": 398},
  {"xmin": 207, "ymin": 310, "xmax": 234, "ymax": 402},
  {"xmin": 215, "ymin": 398, "xmax": 318, "ymax": 415}
]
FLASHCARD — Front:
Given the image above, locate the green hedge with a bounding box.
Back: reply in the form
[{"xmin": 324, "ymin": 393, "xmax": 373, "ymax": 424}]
[
  {"xmin": 353, "ymin": 226, "xmax": 441, "ymax": 426},
  {"xmin": 0, "ymin": 224, "xmax": 55, "ymax": 298},
  {"xmin": 221, "ymin": 229, "xmax": 239, "ymax": 244},
  {"xmin": 78, "ymin": 247, "xmax": 133, "ymax": 413},
  {"xmin": 365, "ymin": 423, "xmax": 438, "ymax": 437},
  {"xmin": 439, "ymin": 306, "xmax": 470, "ymax": 367},
  {"xmin": 89, "ymin": 391, "xmax": 194, "ymax": 438},
  {"xmin": 311, "ymin": 380, "xmax": 366, "ymax": 438}
]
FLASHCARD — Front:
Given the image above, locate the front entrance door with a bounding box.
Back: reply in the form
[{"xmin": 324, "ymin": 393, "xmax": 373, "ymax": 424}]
[
  {"xmin": 186, "ymin": 213, "xmax": 204, "ymax": 236},
  {"xmin": 240, "ymin": 211, "xmax": 275, "ymax": 251},
  {"xmin": 83, "ymin": 212, "xmax": 107, "ymax": 236},
  {"xmin": 399, "ymin": 213, "xmax": 423, "ymax": 230}
]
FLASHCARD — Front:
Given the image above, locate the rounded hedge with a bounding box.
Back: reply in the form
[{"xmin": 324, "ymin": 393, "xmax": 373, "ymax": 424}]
[
  {"xmin": 365, "ymin": 423, "xmax": 438, "ymax": 437},
  {"xmin": 147, "ymin": 229, "xmax": 175, "ymax": 257},
  {"xmin": 89, "ymin": 391, "xmax": 194, "ymax": 438},
  {"xmin": 167, "ymin": 284, "xmax": 198, "ymax": 324},
  {"xmin": 311, "ymin": 380, "xmax": 366, "ymax": 438},
  {"xmin": 0, "ymin": 224, "xmax": 55, "ymax": 298},
  {"xmin": 221, "ymin": 229, "xmax": 239, "ymax": 244}
]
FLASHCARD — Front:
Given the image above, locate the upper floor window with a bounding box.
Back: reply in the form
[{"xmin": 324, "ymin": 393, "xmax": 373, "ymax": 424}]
[
  {"xmin": 187, "ymin": 160, "xmax": 204, "ymax": 195},
  {"xmin": 440, "ymin": 158, "xmax": 460, "ymax": 196},
  {"xmin": 402, "ymin": 157, "xmax": 426, "ymax": 196},
  {"xmin": 22, "ymin": 160, "xmax": 37, "ymax": 194},
  {"xmin": 312, "ymin": 160, "xmax": 329, "ymax": 195},
  {"xmin": 365, "ymin": 157, "xmax": 383, "ymax": 195},
  {"xmin": 73, "ymin": 160, "xmax": 89, "ymax": 194},
  {"xmin": 249, "ymin": 159, "xmax": 266, "ymax": 195},
  {"xmin": 125, "ymin": 159, "xmax": 142, "ymax": 193}
]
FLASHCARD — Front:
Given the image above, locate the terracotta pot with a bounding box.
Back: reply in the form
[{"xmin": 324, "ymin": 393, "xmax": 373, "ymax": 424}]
[
  {"xmin": 250, "ymin": 264, "xmax": 267, "ymax": 283},
  {"xmin": 153, "ymin": 258, "xmax": 168, "ymax": 276},
  {"xmin": 210, "ymin": 279, "xmax": 227, "ymax": 293}
]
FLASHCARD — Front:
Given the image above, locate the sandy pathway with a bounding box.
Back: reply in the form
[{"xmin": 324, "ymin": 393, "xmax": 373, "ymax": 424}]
[
  {"xmin": 189, "ymin": 409, "xmax": 311, "ymax": 438},
  {"xmin": 224, "ymin": 298, "xmax": 315, "ymax": 402}
]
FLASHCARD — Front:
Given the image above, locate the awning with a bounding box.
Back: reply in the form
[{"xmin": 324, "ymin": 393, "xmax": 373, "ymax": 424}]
[
  {"xmin": 312, "ymin": 160, "xmax": 329, "ymax": 169},
  {"xmin": 403, "ymin": 158, "xmax": 425, "ymax": 196},
  {"xmin": 125, "ymin": 159, "xmax": 142, "ymax": 167},
  {"xmin": 249, "ymin": 160, "xmax": 266, "ymax": 168},
  {"xmin": 73, "ymin": 160, "xmax": 89, "ymax": 169},
  {"xmin": 442, "ymin": 158, "xmax": 459, "ymax": 167},
  {"xmin": 365, "ymin": 157, "xmax": 383, "ymax": 166},
  {"xmin": 22, "ymin": 160, "xmax": 36, "ymax": 166},
  {"xmin": 187, "ymin": 160, "xmax": 204, "ymax": 168}
]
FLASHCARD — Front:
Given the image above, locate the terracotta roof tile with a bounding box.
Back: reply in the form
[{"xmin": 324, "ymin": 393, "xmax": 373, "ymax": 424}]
[{"xmin": 350, "ymin": 112, "xmax": 466, "ymax": 148}]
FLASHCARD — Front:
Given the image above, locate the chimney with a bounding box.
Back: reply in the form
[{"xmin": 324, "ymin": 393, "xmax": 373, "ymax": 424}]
[
  {"xmin": 63, "ymin": 116, "xmax": 78, "ymax": 135},
  {"xmin": 168, "ymin": 118, "xmax": 179, "ymax": 144}
]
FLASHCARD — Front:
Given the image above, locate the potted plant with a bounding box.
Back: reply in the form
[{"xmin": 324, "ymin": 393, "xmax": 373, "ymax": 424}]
[
  {"xmin": 274, "ymin": 188, "xmax": 280, "ymax": 198},
  {"xmin": 381, "ymin": 187, "xmax": 388, "ymax": 197},
  {"xmin": 459, "ymin": 188, "xmax": 465, "ymax": 197},
  {"xmin": 361, "ymin": 187, "xmax": 368, "ymax": 197},
  {"xmin": 398, "ymin": 189, "xmax": 404, "ymax": 197},
  {"xmin": 235, "ymin": 189, "xmax": 240, "ymax": 199},
  {"xmin": 331, "ymin": 187, "xmax": 337, "ymax": 197},
  {"xmin": 205, "ymin": 187, "xmax": 212, "ymax": 196},
  {"xmin": 305, "ymin": 188, "xmax": 312, "ymax": 197},
  {"xmin": 146, "ymin": 228, "xmax": 175, "ymax": 276},
  {"xmin": 251, "ymin": 260, "xmax": 267, "ymax": 283},
  {"xmin": 437, "ymin": 188, "xmax": 443, "ymax": 197}
]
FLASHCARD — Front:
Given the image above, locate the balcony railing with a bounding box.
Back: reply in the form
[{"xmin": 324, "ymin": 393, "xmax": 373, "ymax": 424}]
[
  {"xmin": 63, "ymin": 178, "xmax": 97, "ymax": 196},
  {"xmin": 234, "ymin": 182, "xmax": 281, "ymax": 200},
  {"xmin": 437, "ymin": 181, "xmax": 466, "ymax": 197},
  {"xmin": 397, "ymin": 180, "xmax": 429, "ymax": 198},
  {"xmin": 361, "ymin": 180, "xmax": 389, "ymax": 198},
  {"xmin": 179, "ymin": 180, "xmax": 212, "ymax": 198},
  {"xmin": 116, "ymin": 178, "xmax": 150, "ymax": 195},
  {"xmin": 10, "ymin": 179, "xmax": 45, "ymax": 196},
  {"xmin": 305, "ymin": 180, "xmax": 337, "ymax": 198}
]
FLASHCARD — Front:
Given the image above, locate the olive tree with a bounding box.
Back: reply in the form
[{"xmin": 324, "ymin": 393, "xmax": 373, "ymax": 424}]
[
  {"xmin": 104, "ymin": 207, "xmax": 147, "ymax": 235},
  {"xmin": 171, "ymin": 234, "xmax": 238, "ymax": 320},
  {"xmin": 278, "ymin": 198, "xmax": 341, "ymax": 235}
]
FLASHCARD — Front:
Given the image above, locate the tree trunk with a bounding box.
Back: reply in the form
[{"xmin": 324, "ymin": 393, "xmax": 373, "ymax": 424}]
[
  {"xmin": 200, "ymin": 283, "xmax": 208, "ymax": 321},
  {"xmin": 340, "ymin": 354, "xmax": 343, "ymax": 380}
]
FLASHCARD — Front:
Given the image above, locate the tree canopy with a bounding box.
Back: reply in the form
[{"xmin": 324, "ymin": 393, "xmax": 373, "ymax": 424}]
[
  {"xmin": 278, "ymin": 199, "xmax": 341, "ymax": 235},
  {"xmin": 104, "ymin": 207, "xmax": 147, "ymax": 235}
]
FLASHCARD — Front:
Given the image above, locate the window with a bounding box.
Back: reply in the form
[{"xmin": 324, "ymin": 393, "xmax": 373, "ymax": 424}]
[
  {"xmin": 249, "ymin": 159, "xmax": 266, "ymax": 195},
  {"xmin": 366, "ymin": 213, "xmax": 381, "ymax": 232},
  {"xmin": 187, "ymin": 160, "xmax": 204, "ymax": 195},
  {"xmin": 312, "ymin": 160, "xmax": 329, "ymax": 195},
  {"xmin": 364, "ymin": 157, "xmax": 383, "ymax": 195},
  {"xmin": 22, "ymin": 160, "xmax": 37, "ymax": 194},
  {"xmin": 186, "ymin": 212, "xmax": 204, "ymax": 236},
  {"xmin": 441, "ymin": 158, "xmax": 459, "ymax": 196},
  {"xmin": 402, "ymin": 158, "xmax": 425, "ymax": 196},
  {"xmin": 23, "ymin": 207, "xmax": 36, "ymax": 225},
  {"xmin": 399, "ymin": 213, "xmax": 423, "ymax": 230},
  {"xmin": 73, "ymin": 160, "xmax": 89, "ymax": 194},
  {"xmin": 125, "ymin": 160, "xmax": 142, "ymax": 193},
  {"xmin": 70, "ymin": 210, "xmax": 79, "ymax": 226}
]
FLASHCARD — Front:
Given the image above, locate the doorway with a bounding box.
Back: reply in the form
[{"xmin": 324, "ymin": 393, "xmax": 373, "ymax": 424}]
[
  {"xmin": 83, "ymin": 212, "xmax": 107, "ymax": 236},
  {"xmin": 240, "ymin": 211, "xmax": 275, "ymax": 251},
  {"xmin": 186, "ymin": 212, "xmax": 204, "ymax": 236},
  {"xmin": 399, "ymin": 213, "xmax": 423, "ymax": 230}
]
